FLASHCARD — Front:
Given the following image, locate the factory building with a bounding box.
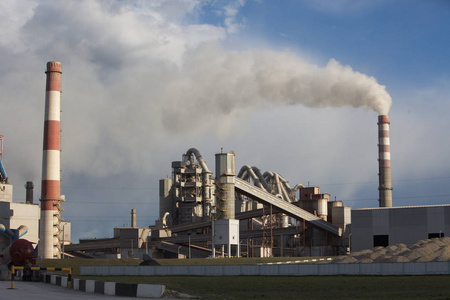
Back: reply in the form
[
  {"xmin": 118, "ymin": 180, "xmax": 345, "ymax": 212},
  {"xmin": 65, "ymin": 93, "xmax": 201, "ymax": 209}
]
[
  {"xmin": 0, "ymin": 202, "xmax": 40, "ymax": 248},
  {"xmin": 153, "ymin": 148, "xmax": 350, "ymax": 258},
  {"xmin": 351, "ymin": 205, "xmax": 450, "ymax": 252},
  {"xmin": 0, "ymin": 136, "xmax": 39, "ymax": 253},
  {"xmin": 65, "ymin": 209, "xmax": 151, "ymax": 259},
  {"xmin": 0, "ymin": 178, "xmax": 40, "ymax": 253}
]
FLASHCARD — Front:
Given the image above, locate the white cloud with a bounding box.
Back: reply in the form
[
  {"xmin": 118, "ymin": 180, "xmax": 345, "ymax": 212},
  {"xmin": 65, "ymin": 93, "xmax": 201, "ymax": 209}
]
[{"xmin": 0, "ymin": 0, "xmax": 38, "ymax": 52}]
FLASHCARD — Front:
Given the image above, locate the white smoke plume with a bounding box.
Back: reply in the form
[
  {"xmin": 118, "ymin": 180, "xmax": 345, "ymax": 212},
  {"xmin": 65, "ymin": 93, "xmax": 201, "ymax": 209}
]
[
  {"xmin": 0, "ymin": 0, "xmax": 391, "ymax": 181},
  {"xmin": 162, "ymin": 45, "xmax": 392, "ymax": 131}
]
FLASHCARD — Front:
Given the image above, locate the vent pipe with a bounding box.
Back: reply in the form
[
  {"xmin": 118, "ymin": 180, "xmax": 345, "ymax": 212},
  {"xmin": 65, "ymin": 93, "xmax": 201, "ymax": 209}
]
[{"xmin": 378, "ymin": 115, "xmax": 393, "ymax": 207}]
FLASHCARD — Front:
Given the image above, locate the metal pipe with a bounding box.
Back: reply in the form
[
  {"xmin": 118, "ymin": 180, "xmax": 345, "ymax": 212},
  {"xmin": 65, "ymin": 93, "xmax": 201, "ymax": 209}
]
[
  {"xmin": 251, "ymin": 167, "xmax": 270, "ymax": 192},
  {"xmin": 238, "ymin": 165, "xmax": 265, "ymax": 190},
  {"xmin": 185, "ymin": 148, "xmax": 210, "ymax": 173}
]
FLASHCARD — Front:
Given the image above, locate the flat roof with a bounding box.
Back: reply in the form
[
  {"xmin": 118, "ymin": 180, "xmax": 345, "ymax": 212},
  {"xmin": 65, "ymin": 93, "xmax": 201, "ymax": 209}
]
[{"xmin": 353, "ymin": 204, "xmax": 450, "ymax": 211}]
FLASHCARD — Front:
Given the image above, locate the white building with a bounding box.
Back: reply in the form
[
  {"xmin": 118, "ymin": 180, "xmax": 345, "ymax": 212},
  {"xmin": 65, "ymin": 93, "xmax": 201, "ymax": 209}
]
[{"xmin": 0, "ymin": 183, "xmax": 40, "ymax": 251}]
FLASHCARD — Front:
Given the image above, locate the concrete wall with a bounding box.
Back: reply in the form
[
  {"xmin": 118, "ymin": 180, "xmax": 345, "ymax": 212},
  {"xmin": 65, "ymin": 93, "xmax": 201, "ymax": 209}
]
[
  {"xmin": 80, "ymin": 262, "xmax": 450, "ymax": 276},
  {"xmin": 0, "ymin": 184, "xmax": 13, "ymax": 202},
  {"xmin": 352, "ymin": 205, "xmax": 450, "ymax": 252}
]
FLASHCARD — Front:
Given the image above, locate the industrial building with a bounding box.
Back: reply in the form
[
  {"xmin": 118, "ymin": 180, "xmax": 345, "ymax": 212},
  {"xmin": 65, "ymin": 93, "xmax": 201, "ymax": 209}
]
[
  {"xmin": 62, "ymin": 114, "xmax": 447, "ymax": 259},
  {"xmin": 65, "ymin": 210, "xmax": 151, "ymax": 259},
  {"xmin": 351, "ymin": 205, "xmax": 450, "ymax": 252},
  {"xmin": 0, "ymin": 137, "xmax": 39, "ymax": 252},
  {"xmin": 63, "ymin": 148, "xmax": 351, "ymax": 258},
  {"xmin": 151, "ymin": 148, "xmax": 350, "ymax": 258}
]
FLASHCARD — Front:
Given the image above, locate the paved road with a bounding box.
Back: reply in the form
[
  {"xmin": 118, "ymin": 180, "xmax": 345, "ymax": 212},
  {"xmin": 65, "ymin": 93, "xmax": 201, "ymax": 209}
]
[{"xmin": 0, "ymin": 281, "xmax": 166, "ymax": 300}]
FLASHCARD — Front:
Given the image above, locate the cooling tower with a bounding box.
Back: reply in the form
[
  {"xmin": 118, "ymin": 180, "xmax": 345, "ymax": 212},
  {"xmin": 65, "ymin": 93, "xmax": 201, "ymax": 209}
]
[
  {"xmin": 378, "ymin": 115, "xmax": 393, "ymax": 207},
  {"xmin": 39, "ymin": 61, "xmax": 63, "ymax": 259}
]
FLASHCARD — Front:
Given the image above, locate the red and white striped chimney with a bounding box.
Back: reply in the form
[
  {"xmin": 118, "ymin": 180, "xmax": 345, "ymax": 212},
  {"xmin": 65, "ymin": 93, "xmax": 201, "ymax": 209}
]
[
  {"xmin": 378, "ymin": 115, "xmax": 393, "ymax": 207},
  {"xmin": 39, "ymin": 61, "xmax": 62, "ymax": 259}
]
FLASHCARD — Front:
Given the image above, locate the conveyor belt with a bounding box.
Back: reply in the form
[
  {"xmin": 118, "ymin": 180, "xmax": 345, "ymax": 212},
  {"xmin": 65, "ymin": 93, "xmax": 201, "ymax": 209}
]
[
  {"xmin": 64, "ymin": 238, "xmax": 120, "ymax": 251},
  {"xmin": 235, "ymin": 178, "xmax": 341, "ymax": 236}
]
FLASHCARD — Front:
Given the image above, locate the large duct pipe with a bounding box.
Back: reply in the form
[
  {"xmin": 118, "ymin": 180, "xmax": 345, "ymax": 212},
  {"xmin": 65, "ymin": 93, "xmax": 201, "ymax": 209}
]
[
  {"xmin": 378, "ymin": 115, "xmax": 393, "ymax": 207},
  {"xmin": 39, "ymin": 61, "xmax": 62, "ymax": 259},
  {"xmin": 185, "ymin": 148, "xmax": 211, "ymax": 173},
  {"xmin": 25, "ymin": 181, "xmax": 34, "ymax": 204}
]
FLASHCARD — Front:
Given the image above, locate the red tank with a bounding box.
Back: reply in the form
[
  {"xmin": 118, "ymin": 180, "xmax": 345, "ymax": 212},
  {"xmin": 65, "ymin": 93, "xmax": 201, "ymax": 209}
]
[{"xmin": 9, "ymin": 239, "xmax": 36, "ymax": 266}]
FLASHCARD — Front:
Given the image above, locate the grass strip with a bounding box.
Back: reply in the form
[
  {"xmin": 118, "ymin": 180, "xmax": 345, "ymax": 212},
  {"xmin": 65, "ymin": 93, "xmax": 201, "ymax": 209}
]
[{"xmin": 78, "ymin": 275, "xmax": 450, "ymax": 300}]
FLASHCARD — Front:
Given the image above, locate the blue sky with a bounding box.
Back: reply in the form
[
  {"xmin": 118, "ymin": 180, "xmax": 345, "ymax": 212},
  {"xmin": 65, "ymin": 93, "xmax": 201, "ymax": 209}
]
[
  {"xmin": 0, "ymin": 0, "xmax": 449, "ymax": 242},
  {"xmin": 231, "ymin": 1, "xmax": 449, "ymax": 86}
]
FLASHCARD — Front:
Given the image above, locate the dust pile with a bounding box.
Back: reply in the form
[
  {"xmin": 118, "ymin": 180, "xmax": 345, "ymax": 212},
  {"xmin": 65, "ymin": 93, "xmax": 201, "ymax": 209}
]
[{"xmin": 332, "ymin": 237, "xmax": 450, "ymax": 263}]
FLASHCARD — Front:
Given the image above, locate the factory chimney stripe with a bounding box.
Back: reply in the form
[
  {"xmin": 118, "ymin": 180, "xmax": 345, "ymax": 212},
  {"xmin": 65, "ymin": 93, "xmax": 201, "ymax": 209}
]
[
  {"xmin": 40, "ymin": 61, "xmax": 62, "ymax": 259},
  {"xmin": 43, "ymin": 122, "xmax": 61, "ymax": 150}
]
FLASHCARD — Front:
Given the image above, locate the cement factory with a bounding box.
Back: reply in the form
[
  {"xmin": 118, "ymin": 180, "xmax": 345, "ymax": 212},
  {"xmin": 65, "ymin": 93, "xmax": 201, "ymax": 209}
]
[{"xmin": 1, "ymin": 61, "xmax": 449, "ymax": 264}]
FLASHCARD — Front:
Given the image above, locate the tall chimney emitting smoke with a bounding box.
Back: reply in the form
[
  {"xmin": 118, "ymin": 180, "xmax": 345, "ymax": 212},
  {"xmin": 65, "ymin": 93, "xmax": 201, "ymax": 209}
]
[
  {"xmin": 378, "ymin": 115, "xmax": 393, "ymax": 207},
  {"xmin": 39, "ymin": 61, "xmax": 63, "ymax": 259}
]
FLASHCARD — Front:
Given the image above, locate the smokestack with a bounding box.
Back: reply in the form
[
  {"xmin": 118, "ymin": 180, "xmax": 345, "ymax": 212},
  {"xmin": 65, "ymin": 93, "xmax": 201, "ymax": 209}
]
[
  {"xmin": 131, "ymin": 209, "xmax": 136, "ymax": 228},
  {"xmin": 25, "ymin": 181, "xmax": 34, "ymax": 204},
  {"xmin": 378, "ymin": 115, "xmax": 393, "ymax": 207},
  {"xmin": 39, "ymin": 61, "xmax": 62, "ymax": 259}
]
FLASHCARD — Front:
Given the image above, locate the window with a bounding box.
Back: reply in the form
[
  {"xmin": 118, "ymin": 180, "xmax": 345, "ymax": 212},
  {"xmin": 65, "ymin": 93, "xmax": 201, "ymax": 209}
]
[
  {"xmin": 428, "ymin": 233, "xmax": 444, "ymax": 239},
  {"xmin": 373, "ymin": 235, "xmax": 389, "ymax": 247}
]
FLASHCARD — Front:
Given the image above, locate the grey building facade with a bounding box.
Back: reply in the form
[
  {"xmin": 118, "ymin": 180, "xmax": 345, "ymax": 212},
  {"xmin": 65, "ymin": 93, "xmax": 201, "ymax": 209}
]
[{"xmin": 351, "ymin": 205, "xmax": 450, "ymax": 252}]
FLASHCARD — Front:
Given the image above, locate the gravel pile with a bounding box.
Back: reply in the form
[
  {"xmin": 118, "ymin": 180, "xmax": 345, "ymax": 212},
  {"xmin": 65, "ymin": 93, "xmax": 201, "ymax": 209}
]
[{"xmin": 331, "ymin": 237, "xmax": 450, "ymax": 264}]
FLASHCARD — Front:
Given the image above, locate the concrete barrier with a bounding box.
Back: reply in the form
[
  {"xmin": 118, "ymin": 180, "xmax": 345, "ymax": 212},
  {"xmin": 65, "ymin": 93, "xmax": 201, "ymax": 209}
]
[{"xmin": 44, "ymin": 275, "xmax": 166, "ymax": 298}]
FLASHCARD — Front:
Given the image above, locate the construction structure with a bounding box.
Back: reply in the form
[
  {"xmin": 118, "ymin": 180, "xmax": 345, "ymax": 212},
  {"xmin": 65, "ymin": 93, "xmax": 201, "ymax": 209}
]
[
  {"xmin": 39, "ymin": 61, "xmax": 65, "ymax": 259},
  {"xmin": 152, "ymin": 147, "xmax": 348, "ymax": 258},
  {"xmin": 64, "ymin": 208, "xmax": 150, "ymax": 259}
]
